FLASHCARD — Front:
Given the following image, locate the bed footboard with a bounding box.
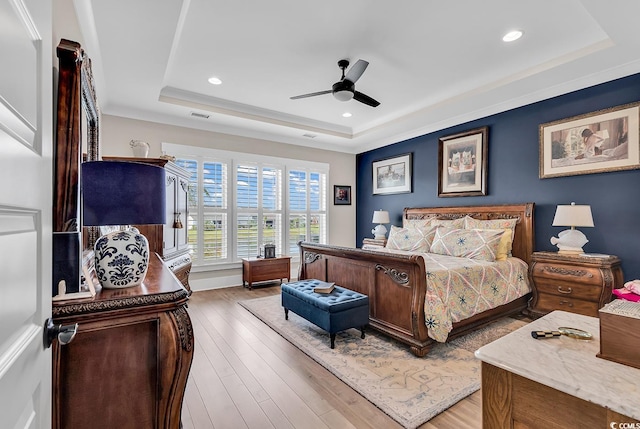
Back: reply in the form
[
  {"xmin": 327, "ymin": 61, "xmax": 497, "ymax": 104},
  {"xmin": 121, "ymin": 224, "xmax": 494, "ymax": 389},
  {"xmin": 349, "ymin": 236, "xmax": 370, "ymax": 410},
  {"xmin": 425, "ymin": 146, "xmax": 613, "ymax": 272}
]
[{"xmin": 298, "ymin": 242, "xmax": 435, "ymax": 356}]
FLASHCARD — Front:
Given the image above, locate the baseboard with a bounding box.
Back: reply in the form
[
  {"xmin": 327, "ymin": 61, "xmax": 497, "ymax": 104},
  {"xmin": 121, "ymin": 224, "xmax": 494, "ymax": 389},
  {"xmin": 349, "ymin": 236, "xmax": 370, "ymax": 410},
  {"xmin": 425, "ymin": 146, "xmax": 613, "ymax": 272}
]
[{"xmin": 189, "ymin": 274, "xmax": 242, "ymax": 292}]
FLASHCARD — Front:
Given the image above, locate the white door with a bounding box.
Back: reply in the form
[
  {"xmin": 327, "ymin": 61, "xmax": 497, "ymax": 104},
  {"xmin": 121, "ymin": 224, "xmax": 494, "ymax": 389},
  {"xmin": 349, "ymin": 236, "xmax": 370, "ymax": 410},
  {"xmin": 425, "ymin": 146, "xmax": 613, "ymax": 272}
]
[{"xmin": 0, "ymin": 0, "xmax": 53, "ymax": 428}]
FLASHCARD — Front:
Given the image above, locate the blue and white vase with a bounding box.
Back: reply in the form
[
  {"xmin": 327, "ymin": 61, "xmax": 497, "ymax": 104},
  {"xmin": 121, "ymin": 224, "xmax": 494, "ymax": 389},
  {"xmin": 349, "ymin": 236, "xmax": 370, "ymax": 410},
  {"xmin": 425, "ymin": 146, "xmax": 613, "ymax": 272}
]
[{"xmin": 94, "ymin": 228, "xmax": 150, "ymax": 289}]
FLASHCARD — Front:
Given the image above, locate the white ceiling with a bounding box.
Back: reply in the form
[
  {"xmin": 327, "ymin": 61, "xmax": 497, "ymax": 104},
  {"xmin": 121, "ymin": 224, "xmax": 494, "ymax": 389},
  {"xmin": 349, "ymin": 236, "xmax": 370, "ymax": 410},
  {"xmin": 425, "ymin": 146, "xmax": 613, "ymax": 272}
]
[{"xmin": 71, "ymin": 0, "xmax": 640, "ymax": 154}]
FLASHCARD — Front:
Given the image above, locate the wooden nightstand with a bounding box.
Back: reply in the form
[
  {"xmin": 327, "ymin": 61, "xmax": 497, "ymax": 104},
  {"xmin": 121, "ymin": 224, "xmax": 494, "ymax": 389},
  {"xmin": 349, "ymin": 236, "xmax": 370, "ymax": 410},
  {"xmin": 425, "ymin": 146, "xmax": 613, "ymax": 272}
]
[
  {"xmin": 362, "ymin": 237, "xmax": 387, "ymax": 248},
  {"xmin": 528, "ymin": 251, "xmax": 623, "ymax": 318}
]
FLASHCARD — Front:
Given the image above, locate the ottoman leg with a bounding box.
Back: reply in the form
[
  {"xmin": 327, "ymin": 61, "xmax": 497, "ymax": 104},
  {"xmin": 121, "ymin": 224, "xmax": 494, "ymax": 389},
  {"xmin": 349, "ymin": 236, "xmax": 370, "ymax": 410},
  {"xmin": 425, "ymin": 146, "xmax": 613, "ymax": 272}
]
[
  {"xmin": 330, "ymin": 333, "xmax": 336, "ymax": 349},
  {"xmin": 360, "ymin": 326, "xmax": 366, "ymax": 339},
  {"xmin": 284, "ymin": 308, "xmax": 289, "ymax": 320}
]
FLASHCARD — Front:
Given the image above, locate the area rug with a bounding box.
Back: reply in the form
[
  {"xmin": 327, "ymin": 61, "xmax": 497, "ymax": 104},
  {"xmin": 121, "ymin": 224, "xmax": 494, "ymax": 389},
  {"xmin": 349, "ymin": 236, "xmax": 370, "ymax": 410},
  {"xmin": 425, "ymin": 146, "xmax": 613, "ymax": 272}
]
[{"xmin": 238, "ymin": 295, "xmax": 528, "ymax": 429}]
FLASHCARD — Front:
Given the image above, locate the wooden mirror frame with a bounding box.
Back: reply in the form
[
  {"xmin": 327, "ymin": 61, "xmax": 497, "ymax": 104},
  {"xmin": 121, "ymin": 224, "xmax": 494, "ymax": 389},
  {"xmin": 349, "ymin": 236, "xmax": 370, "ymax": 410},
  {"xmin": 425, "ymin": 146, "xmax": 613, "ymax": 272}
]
[
  {"xmin": 53, "ymin": 39, "xmax": 100, "ymax": 294},
  {"xmin": 53, "ymin": 38, "xmax": 100, "ymax": 232}
]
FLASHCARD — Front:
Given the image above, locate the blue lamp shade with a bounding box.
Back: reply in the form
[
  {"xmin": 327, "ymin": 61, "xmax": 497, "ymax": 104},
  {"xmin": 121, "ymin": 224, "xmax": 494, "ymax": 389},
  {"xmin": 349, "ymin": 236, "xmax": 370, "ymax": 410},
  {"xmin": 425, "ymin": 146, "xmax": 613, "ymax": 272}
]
[
  {"xmin": 81, "ymin": 161, "xmax": 167, "ymax": 289},
  {"xmin": 82, "ymin": 161, "xmax": 166, "ymax": 226}
]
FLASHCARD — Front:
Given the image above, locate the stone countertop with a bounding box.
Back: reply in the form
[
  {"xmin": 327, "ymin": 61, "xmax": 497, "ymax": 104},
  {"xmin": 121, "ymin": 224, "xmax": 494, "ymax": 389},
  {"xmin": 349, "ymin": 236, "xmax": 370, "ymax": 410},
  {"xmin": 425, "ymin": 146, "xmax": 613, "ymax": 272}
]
[{"xmin": 475, "ymin": 310, "xmax": 640, "ymax": 420}]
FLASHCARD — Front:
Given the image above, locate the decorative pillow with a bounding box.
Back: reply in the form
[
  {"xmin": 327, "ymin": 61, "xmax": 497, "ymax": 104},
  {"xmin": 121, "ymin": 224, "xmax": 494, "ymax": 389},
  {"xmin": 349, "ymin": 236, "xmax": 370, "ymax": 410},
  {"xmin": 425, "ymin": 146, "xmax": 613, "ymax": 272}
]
[
  {"xmin": 386, "ymin": 225, "xmax": 435, "ymax": 252},
  {"xmin": 496, "ymin": 228, "xmax": 513, "ymax": 261},
  {"xmin": 429, "ymin": 226, "xmax": 504, "ymax": 261},
  {"xmin": 429, "ymin": 217, "xmax": 465, "ymax": 229},
  {"xmin": 464, "ymin": 216, "xmax": 518, "ymax": 241},
  {"xmin": 404, "ymin": 217, "xmax": 434, "ymax": 230},
  {"xmin": 468, "ymin": 228, "xmax": 513, "ymax": 261}
]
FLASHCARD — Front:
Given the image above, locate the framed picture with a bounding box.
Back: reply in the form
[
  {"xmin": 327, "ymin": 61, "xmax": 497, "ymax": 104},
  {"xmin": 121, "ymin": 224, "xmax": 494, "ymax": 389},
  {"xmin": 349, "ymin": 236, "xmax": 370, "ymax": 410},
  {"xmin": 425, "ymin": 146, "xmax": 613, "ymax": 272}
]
[
  {"xmin": 372, "ymin": 153, "xmax": 412, "ymax": 195},
  {"xmin": 438, "ymin": 126, "xmax": 488, "ymax": 197},
  {"xmin": 539, "ymin": 102, "xmax": 640, "ymax": 178},
  {"xmin": 333, "ymin": 185, "xmax": 351, "ymax": 205}
]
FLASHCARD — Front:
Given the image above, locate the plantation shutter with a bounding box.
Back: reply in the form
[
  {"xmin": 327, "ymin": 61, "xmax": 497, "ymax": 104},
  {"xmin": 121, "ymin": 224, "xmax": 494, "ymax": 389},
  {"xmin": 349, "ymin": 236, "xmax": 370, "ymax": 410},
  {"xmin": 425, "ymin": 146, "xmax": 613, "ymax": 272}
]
[
  {"xmin": 237, "ymin": 165, "xmax": 259, "ymax": 258},
  {"xmin": 175, "ymin": 159, "xmax": 199, "ymax": 260},
  {"xmin": 288, "ymin": 170, "xmax": 307, "ymax": 253},
  {"xmin": 202, "ymin": 161, "xmax": 228, "ymax": 261}
]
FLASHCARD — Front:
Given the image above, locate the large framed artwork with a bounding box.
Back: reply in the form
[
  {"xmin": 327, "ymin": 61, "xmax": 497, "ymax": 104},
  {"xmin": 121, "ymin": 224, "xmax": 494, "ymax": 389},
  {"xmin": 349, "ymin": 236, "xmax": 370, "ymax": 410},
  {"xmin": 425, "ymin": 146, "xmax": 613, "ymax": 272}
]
[
  {"xmin": 372, "ymin": 153, "xmax": 412, "ymax": 195},
  {"xmin": 539, "ymin": 102, "xmax": 640, "ymax": 178},
  {"xmin": 438, "ymin": 126, "xmax": 488, "ymax": 197}
]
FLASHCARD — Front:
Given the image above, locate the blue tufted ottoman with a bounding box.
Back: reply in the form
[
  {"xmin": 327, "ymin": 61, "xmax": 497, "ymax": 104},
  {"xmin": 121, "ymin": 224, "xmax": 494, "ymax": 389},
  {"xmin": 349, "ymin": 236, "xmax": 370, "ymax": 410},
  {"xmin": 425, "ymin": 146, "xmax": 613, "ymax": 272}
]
[{"xmin": 281, "ymin": 279, "xmax": 369, "ymax": 348}]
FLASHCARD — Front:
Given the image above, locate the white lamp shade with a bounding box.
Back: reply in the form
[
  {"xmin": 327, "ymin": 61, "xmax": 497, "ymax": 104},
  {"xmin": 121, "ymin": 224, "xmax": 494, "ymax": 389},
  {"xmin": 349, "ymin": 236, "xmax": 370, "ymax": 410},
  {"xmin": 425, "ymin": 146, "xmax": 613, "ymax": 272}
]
[
  {"xmin": 552, "ymin": 203, "xmax": 594, "ymax": 227},
  {"xmin": 372, "ymin": 210, "xmax": 390, "ymax": 224}
]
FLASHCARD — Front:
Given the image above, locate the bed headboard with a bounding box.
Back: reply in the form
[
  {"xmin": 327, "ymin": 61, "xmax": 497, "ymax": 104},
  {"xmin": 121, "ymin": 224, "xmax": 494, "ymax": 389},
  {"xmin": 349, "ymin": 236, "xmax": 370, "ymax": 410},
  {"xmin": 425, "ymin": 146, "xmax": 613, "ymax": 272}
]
[{"xmin": 403, "ymin": 203, "xmax": 535, "ymax": 265}]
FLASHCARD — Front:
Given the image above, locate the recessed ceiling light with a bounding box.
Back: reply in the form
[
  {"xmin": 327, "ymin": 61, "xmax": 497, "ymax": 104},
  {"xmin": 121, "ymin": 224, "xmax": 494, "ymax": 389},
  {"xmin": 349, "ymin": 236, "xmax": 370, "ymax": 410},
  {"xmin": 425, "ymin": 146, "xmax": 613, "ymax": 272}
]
[
  {"xmin": 342, "ymin": 112, "xmax": 352, "ymax": 118},
  {"xmin": 502, "ymin": 30, "xmax": 523, "ymax": 42},
  {"xmin": 208, "ymin": 76, "xmax": 222, "ymax": 85}
]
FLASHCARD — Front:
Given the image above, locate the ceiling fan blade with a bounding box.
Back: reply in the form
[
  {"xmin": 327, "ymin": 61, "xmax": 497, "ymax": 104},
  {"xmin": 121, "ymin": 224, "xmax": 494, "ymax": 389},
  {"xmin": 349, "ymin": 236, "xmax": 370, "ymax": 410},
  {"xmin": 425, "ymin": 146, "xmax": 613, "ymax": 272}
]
[
  {"xmin": 290, "ymin": 90, "xmax": 332, "ymax": 100},
  {"xmin": 354, "ymin": 91, "xmax": 380, "ymax": 107},
  {"xmin": 344, "ymin": 59, "xmax": 369, "ymax": 83}
]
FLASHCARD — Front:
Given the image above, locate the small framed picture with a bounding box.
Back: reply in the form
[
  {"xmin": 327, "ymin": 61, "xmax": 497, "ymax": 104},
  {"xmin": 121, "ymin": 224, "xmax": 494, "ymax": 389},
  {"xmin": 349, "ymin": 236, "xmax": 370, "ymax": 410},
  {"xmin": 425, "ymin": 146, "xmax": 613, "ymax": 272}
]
[
  {"xmin": 372, "ymin": 153, "xmax": 412, "ymax": 195},
  {"xmin": 438, "ymin": 126, "xmax": 488, "ymax": 197},
  {"xmin": 333, "ymin": 185, "xmax": 351, "ymax": 205}
]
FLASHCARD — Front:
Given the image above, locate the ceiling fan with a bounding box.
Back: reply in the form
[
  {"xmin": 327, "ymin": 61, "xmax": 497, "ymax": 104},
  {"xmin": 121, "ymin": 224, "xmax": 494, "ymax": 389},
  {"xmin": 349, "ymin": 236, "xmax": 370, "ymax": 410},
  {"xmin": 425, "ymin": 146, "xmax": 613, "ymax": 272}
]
[{"xmin": 290, "ymin": 59, "xmax": 380, "ymax": 107}]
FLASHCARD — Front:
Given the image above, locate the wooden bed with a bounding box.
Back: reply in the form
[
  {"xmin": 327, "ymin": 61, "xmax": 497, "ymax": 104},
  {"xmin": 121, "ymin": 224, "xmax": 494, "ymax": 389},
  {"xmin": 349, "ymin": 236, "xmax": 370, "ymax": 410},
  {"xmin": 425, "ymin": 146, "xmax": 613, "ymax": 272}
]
[{"xmin": 298, "ymin": 203, "xmax": 535, "ymax": 357}]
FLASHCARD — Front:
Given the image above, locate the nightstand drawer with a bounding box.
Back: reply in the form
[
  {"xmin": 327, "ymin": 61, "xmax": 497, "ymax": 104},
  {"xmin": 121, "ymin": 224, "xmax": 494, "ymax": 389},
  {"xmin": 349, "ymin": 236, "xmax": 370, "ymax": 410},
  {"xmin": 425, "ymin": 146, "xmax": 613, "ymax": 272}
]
[
  {"xmin": 531, "ymin": 262, "xmax": 603, "ymax": 286},
  {"xmin": 532, "ymin": 279, "xmax": 603, "ymax": 301},
  {"xmin": 535, "ymin": 293, "xmax": 599, "ymax": 317}
]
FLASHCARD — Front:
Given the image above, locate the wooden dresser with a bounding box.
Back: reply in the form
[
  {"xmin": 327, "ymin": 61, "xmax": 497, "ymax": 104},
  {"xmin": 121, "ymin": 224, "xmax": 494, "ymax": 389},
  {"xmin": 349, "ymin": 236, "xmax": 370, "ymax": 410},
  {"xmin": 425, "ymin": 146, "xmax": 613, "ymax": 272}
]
[
  {"xmin": 52, "ymin": 253, "xmax": 193, "ymax": 429},
  {"xmin": 528, "ymin": 251, "xmax": 623, "ymax": 317},
  {"xmin": 103, "ymin": 156, "xmax": 192, "ymax": 292}
]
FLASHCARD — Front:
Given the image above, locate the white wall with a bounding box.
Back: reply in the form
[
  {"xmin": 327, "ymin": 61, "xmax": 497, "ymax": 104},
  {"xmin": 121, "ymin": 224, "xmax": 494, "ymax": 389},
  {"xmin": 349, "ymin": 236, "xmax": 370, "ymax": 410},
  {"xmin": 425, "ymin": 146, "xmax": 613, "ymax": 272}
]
[{"xmin": 100, "ymin": 114, "xmax": 356, "ymax": 290}]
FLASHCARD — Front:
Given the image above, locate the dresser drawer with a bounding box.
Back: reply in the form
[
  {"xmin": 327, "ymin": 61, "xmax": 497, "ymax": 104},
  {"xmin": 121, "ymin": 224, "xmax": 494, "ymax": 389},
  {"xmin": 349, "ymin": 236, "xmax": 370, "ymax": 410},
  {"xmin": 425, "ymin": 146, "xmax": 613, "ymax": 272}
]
[
  {"xmin": 534, "ymin": 292, "xmax": 599, "ymax": 317},
  {"xmin": 531, "ymin": 262, "xmax": 603, "ymax": 286},
  {"xmin": 532, "ymin": 279, "xmax": 602, "ymax": 301}
]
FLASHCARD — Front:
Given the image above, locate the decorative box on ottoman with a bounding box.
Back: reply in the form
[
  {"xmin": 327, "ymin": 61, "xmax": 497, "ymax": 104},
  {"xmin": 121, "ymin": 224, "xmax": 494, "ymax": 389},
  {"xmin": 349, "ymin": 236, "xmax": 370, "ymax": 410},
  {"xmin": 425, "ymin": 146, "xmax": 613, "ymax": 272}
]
[{"xmin": 281, "ymin": 279, "xmax": 369, "ymax": 348}]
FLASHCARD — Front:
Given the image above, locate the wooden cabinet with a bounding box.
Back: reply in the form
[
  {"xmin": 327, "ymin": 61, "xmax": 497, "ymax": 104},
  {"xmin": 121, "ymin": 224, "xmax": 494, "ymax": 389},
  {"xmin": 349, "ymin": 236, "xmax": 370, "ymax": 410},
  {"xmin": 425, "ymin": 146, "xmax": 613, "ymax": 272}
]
[
  {"xmin": 528, "ymin": 251, "xmax": 623, "ymax": 317},
  {"xmin": 482, "ymin": 363, "xmax": 638, "ymax": 428},
  {"xmin": 103, "ymin": 157, "xmax": 192, "ymax": 292},
  {"xmin": 52, "ymin": 254, "xmax": 193, "ymax": 429},
  {"xmin": 242, "ymin": 256, "xmax": 291, "ymax": 290}
]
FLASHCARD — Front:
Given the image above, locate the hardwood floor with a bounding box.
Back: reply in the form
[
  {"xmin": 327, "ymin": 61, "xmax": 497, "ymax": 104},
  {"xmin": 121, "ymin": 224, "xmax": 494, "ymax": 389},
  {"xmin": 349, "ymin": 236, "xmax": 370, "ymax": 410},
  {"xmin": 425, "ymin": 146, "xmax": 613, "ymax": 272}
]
[{"xmin": 181, "ymin": 284, "xmax": 482, "ymax": 429}]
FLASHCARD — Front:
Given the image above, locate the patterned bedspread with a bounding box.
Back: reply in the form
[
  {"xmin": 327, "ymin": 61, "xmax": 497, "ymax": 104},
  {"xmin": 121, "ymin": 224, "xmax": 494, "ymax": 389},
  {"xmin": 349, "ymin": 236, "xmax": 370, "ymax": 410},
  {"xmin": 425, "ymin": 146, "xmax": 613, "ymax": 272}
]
[{"xmin": 370, "ymin": 248, "xmax": 531, "ymax": 342}]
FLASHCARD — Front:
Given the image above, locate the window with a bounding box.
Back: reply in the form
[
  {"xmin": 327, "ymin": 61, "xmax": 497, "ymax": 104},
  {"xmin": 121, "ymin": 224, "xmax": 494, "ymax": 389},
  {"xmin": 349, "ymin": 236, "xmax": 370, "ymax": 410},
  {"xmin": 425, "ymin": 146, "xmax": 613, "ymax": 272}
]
[
  {"xmin": 236, "ymin": 164, "xmax": 283, "ymax": 259},
  {"xmin": 288, "ymin": 170, "xmax": 327, "ymax": 254},
  {"xmin": 166, "ymin": 143, "xmax": 328, "ymax": 268}
]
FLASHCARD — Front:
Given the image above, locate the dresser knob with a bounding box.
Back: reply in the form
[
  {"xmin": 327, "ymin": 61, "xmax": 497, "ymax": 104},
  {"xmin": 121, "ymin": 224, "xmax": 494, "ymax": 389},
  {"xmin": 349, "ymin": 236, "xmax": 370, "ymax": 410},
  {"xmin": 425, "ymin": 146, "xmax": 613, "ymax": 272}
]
[
  {"xmin": 557, "ymin": 286, "xmax": 572, "ymax": 294},
  {"xmin": 559, "ymin": 300, "xmax": 573, "ymax": 307}
]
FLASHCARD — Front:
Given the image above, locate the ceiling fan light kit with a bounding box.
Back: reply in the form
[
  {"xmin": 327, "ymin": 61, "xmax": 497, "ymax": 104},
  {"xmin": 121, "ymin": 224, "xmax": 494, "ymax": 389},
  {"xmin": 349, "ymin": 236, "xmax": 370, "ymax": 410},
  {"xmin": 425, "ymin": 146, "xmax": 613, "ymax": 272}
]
[{"xmin": 291, "ymin": 59, "xmax": 380, "ymax": 107}]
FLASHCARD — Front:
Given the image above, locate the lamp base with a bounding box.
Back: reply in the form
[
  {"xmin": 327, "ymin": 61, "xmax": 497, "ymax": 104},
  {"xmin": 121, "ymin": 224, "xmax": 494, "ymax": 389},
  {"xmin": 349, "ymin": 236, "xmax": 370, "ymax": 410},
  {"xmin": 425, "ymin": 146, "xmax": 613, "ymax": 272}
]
[
  {"xmin": 550, "ymin": 228, "xmax": 588, "ymax": 254},
  {"xmin": 94, "ymin": 228, "xmax": 149, "ymax": 288},
  {"xmin": 371, "ymin": 224, "xmax": 388, "ymax": 240}
]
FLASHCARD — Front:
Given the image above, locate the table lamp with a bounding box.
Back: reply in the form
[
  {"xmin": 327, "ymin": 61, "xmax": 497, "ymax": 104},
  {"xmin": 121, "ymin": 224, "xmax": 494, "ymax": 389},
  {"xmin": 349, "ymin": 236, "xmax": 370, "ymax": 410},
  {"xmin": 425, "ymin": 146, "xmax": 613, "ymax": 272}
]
[
  {"xmin": 550, "ymin": 202, "xmax": 594, "ymax": 254},
  {"xmin": 82, "ymin": 161, "xmax": 166, "ymax": 288},
  {"xmin": 371, "ymin": 209, "xmax": 390, "ymax": 239}
]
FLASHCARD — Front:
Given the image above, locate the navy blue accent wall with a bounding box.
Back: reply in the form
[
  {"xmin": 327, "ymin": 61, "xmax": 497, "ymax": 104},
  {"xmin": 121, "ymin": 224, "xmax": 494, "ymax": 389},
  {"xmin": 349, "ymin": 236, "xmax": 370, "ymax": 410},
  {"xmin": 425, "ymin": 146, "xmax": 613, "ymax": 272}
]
[{"xmin": 356, "ymin": 73, "xmax": 640, "ymax": 281}]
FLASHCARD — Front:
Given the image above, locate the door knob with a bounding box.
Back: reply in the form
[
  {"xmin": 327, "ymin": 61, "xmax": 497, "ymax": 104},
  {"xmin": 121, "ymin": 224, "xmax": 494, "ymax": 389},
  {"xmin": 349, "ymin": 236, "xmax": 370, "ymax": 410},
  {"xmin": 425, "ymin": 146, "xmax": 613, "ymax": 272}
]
[{"xmin": 43, "ymin": 318, "xmax": 78, "ymax": 348}]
